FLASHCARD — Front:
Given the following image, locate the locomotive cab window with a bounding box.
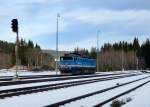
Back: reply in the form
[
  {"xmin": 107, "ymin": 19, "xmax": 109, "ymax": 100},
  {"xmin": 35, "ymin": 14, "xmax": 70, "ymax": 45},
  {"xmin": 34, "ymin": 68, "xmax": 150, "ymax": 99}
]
[{"xmin": 60, "ymin": 57, "xmax": 73, "ymax": 61}]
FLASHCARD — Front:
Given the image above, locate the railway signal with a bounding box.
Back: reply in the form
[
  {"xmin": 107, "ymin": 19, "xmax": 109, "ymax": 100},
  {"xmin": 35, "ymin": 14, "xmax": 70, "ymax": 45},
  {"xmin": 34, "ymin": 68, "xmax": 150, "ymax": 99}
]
[
  {"xmin": 11, "ymin": 19, "xmax": 18, "ymax": 33},
  {"xmin": 11, "ymin": 18, "xmax": 19, "ymax": 79}
]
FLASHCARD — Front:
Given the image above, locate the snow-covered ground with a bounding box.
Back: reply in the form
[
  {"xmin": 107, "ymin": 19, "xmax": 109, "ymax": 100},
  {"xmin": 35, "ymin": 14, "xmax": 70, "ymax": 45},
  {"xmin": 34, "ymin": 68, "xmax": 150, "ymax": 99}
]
[
  {"xmin": 0, "ymin": 73, "xmax": 149, "ymax": 107},
  {"xmin": 122, "ymin": 83, "xmax": 150, "ymax": 107},
  {"xmin": 0, "ymin": 69, "xmax": 60, "ymax": 76},
  {"xmin": 63, "ymin": 75, "xmax": 150, "ymax": 107},
  {"xmin": 0, "ymin": 73, "xmax": 142, "ymax": 90},
  {"xmin": 103, "ymin": 77, "xmax": 150, "ymax": 107},
  {"xmin": 0, "ymin": 69, "xmax": 140, "ymax": 77}
]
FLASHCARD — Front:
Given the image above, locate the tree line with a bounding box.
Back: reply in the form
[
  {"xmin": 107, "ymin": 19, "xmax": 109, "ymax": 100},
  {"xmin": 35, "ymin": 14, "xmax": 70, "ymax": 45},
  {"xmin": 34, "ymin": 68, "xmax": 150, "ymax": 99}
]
[
  {"xmin": 74, "ymin": 38, "xmax": 150, "ymax": 71},
  {"xmin": 0, "ymin": 39, "xmax": 54, "ymax": 70},
  {"xmin": 0, "ymin": 37, "xmax": 150, "ymax": 71}
]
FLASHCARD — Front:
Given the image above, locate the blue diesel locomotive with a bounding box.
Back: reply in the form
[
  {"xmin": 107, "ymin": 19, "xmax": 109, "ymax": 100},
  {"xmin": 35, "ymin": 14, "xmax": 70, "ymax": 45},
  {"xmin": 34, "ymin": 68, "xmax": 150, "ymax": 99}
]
[{"xmin": 58, "ymin": 53, "xmax": 96, "ymax": 75}]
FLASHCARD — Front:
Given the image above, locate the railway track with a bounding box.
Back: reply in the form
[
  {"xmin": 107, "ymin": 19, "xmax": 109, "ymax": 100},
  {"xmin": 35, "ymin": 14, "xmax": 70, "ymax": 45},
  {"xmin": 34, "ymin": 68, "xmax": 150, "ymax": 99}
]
[
  {"xmin": 0, "ymin": 72, "xmax": 134, "ymax": 81},
  {"xmin": 0, "ymin": 74, "xmax": 70, "ymax": 81},
  {"xmin": 0, "ymin": 73, "xmax": 141, "ymax": 99},
  {"xmin": 44, "ymin": 75, "xmax": 150, "ymax": 107},
  {"xmin": 93, "ymin": 80, "xmax": 150, "ymax": 107},
  {"xmin": 0, "ymin": 72, "xmax": 139, "ymax": 86}
]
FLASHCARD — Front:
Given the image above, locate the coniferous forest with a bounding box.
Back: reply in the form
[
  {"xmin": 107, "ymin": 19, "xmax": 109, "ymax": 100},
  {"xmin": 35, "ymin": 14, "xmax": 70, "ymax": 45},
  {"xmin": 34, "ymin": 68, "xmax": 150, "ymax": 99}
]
[
  {"xmin": 0, "ymin": 37, "xmax": 150, "ymax": 71},
  {"xmin": 75, "ymin": 38, "xmax": 150, "ymax": 71}
]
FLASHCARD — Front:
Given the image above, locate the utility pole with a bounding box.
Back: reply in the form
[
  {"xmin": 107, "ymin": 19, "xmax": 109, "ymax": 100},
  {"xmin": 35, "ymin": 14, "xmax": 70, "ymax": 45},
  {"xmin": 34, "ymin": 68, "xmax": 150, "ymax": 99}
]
[
  {"xmin": 136, "ymin": 50, "xmax": 138, "ymax": 70},
  {"xmin": 56, "ymin": 13, "xmax": 60, "ymax": 75},
  {"xmin": 121, "ymin": 42, "xmax": 124, "ymax": 71},
  {"xmin": 136, "ymin": 58, "xmax": 138, "ymax": 70},
  {"xmin": 97, "ymin": 30, "xmax": 100, "ymax": 72}
]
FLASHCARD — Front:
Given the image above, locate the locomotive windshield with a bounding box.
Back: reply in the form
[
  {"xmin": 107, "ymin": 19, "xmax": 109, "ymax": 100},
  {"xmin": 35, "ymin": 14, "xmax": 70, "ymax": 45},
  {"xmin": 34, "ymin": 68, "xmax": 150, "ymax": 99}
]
[{"xmin": 60, "ymin": 57, "xmax": 73, "ymax": 61}]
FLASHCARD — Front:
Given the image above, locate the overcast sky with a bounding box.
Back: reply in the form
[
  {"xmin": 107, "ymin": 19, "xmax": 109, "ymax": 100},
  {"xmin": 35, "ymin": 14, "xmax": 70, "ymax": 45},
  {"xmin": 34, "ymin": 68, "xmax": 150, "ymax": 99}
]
[{"xmin": 0, "ymin": 0, "xmax": 150, "ymax": 51}]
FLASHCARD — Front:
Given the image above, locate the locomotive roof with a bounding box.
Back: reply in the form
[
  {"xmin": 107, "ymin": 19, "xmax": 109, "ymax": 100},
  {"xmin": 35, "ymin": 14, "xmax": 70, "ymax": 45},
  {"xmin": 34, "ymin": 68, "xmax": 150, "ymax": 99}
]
[{"xmin": 62, "ymin": 53, "xmax": 95, "ymax": 60}]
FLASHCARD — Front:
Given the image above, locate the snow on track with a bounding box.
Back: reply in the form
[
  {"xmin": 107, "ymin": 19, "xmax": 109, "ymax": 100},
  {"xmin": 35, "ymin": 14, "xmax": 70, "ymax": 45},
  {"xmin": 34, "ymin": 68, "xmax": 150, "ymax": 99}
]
[
  {"xmin": 103, "ymin": 79, "xmax": 150, "ymax": 107},
  {"xmin": 0, "ymin": 74, "xmax": 148, "ymax": 107},
  {"xmin": 0, "ymin": 72, "xmax": 113, "ymax": 81},
  {"xmin": 0, "ymin": 73, "xmax": 141, "ymax": 90},
  {"xmin": 62, "ymin": 76, "xmax": 150, "ymax": 107},
  {"xmin": 0, "ymin": 70, "xmax": 60, "ymax": 76},
  {"xmin": 122, "ymin": 82, "xmax": 150, "ymax": 107}
]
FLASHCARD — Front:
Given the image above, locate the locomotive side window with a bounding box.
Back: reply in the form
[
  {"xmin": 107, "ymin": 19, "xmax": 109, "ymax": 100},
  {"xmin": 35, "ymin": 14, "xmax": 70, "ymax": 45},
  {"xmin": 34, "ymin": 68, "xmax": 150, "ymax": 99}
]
[{"xmin": 74, "ymin": 57, "xmax": 77, "ymax": 60}]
